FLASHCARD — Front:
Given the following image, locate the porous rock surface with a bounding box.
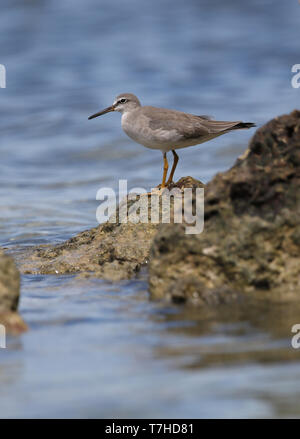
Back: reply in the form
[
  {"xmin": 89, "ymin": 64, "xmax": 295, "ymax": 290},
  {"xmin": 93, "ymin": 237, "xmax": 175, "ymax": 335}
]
[{"xmin": 18, "ymin": 177, "xmax": 204, "ymax": 281}]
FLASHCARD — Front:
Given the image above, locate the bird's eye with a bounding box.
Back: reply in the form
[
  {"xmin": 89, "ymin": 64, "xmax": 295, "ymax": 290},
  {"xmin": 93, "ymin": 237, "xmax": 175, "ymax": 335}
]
[{"xmin": 119, "ymin": 98, "xmax": 127, "ymax": 104}]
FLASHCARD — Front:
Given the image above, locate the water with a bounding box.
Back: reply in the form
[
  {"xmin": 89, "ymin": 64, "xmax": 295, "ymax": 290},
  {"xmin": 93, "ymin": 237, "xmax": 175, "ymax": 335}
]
[{"xmin": 0, "ymin": 0, "xmax": 300, "ymax": 418}]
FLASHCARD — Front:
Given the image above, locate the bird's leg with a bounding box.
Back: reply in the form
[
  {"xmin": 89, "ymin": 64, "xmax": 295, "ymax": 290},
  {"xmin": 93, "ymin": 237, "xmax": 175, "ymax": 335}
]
[
  {"xmin": 166, "ymin": 150, "xmax": 179, "ymax": 186},
  {"xmin": 161, "ymin": 152, "xmax": 169, "ymax": 189}
]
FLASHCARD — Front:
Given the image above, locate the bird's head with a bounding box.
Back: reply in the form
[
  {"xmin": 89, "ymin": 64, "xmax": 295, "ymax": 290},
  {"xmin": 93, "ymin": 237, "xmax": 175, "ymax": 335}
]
[{"xmin": 88, "ymin": 93, "xmax": 141, "ymax": 120}]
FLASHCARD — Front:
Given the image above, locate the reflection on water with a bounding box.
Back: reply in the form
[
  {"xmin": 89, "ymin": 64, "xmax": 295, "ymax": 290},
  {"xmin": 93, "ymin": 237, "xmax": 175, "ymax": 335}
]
[
  {"xmin": 1, "ymin": 275, "xmax": 300, "ymax": 418},
  {"xmin": 0, "ymin": 0, "xmax": 300, "ymax": 418},
  {"xmin": 155, "ymin": 301, "xmax": 300, "ymax": 368}
]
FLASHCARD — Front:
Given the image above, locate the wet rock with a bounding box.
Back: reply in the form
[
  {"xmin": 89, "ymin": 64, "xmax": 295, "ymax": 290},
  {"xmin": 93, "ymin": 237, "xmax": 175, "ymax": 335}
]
[
  {"xmin": 149, "ymin": 110, "xmax": 300, "ymax": 304},
  {"xmin": 20, "ymin": 222, "xmax": 157, "ymax": 281},
  {"xmin": 18, "ymin": 177, "xmax": 204, "ymax": 281},
  {"xmin": 0, "ymin": 249, "xmax": 27, "ymax": 334}
]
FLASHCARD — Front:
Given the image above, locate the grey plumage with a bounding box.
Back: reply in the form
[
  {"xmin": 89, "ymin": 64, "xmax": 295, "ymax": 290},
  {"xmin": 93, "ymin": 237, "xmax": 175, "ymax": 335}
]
[{"xmin": 88, "ymin": 93, "xmax": 256, "ymax": 187}]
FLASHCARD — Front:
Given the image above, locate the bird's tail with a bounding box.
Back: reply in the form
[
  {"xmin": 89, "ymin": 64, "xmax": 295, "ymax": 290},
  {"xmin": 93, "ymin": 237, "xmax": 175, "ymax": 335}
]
[
  {"xmin": 199, "ymin": 119, "xmax": 256, "ymax": 134},
  {"xmin": 231, "ymin": 122, "xmax": 256, "ymax": 130}
]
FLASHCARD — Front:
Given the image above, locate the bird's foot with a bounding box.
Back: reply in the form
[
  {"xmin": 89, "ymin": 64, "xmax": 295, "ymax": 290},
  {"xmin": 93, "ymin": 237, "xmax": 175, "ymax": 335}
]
[
  {"xmin": 165, "ymin": 180, "xmax": 176, "ymax": 188},
  {"xmin": 150, "ymin": 186, "xmax": 168, "ymax": 196},
  {"xmin": 156, "ymin": 181, "xmax": 175, "ymax": 190},
  {"xmin": 139, "ymin": 182, "xmax": 176, "ymax": 197},
  {"xmin": 138, "ymin": 187, "xmax": 166, "ymax": 197}
]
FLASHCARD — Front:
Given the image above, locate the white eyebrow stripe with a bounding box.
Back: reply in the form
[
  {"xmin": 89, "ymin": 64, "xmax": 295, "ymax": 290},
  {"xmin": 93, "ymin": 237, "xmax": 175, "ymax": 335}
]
[{"xmin": 114, "ymin": 97, "xmax": 127, "ymax": 106}]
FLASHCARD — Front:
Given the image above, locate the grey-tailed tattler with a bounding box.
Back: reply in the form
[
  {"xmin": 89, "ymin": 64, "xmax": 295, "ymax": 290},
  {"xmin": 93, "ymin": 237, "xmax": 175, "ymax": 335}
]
[{"xmin": 89, "ymin": 93, "xmax": 255, "ymax": 188}]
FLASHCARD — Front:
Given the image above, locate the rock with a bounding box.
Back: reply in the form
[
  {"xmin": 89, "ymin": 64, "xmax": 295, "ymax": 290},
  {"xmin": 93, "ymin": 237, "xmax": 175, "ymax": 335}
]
[
  {"xmin": 18, "ymin": 177, "xmax": 204, "ymax": 281},
  {"xmin": 20, "ymin": 222, "xmax": 157, "ymax": 281},
  {"xmin": 0, "ymin": 249, "xmax": 27, "ymax": 334},
  {"xmin": 149, "ymin": 110, "xmax": 300, "ymax": 304},
  {"xmin": 0, "ymin": 250, "xmax": 19, "ymax": 312}
]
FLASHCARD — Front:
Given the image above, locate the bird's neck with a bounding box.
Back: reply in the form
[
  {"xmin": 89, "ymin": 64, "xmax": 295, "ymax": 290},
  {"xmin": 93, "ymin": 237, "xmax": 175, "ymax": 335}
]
[{"xmin": 121, "ymin": 108, "xmax": 137, "ymax": 120}]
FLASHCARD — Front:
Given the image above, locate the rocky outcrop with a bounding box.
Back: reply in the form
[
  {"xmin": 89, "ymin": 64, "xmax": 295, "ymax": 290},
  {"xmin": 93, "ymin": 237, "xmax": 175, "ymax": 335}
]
[
  {"xmin": 20, "ymin": 221, "xmax": 157, "ymax": 281},
  {"xmin": 19, "ymin": 177, "xmax": 204, "ymax": 281},
  {"xmin": 0, "ymin": 249, "xmax": 27, "ymax": 334},
  {"xmin": 16, "ymin": 111, "xmax": 300, "ymax": 304},
  {"xmin": 149, "ymin": 110, "xmax": 300, "ymax": 304}
]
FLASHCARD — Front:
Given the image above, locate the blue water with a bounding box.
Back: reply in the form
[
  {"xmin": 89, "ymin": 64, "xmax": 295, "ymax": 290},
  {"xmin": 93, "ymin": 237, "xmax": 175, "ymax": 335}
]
[{"xmin": 1, "ymin": 0, "xmax": 300, "ymax": 418}]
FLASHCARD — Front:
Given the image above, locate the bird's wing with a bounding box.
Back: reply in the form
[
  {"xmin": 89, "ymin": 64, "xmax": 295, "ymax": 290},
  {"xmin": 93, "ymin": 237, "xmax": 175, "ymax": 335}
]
[
  {"xmin": 198, "ymin": 115, "xmax": 215, "ymax": 120},
  {"xmin": 142, "ymin": 107, "xmax": 210, "ymax": 140},
  {"xmin": 197, "ymin": 117, "xmax": 244, "ymax": 134},
  {"xmin": 142, "ymin": 107, "xmax": 243, "ymax": 140}
]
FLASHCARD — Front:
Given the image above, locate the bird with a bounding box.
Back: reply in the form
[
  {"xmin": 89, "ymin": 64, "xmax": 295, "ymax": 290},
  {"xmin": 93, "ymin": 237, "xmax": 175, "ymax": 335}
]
[{"xmin": 88, "ymin": 93, "xmax": 255, "ymax": 189}]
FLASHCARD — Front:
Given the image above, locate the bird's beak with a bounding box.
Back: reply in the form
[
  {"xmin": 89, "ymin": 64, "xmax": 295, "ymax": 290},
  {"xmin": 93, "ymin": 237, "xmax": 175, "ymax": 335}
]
[{"xmin": 88, "ymin": 105, "xmax": 115, "ymax": 120}]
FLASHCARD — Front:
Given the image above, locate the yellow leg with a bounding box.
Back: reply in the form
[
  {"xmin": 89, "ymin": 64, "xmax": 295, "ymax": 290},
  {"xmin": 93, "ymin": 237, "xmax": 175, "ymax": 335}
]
[
  {"xmin": 166, "ymin": 150, "xmax": 179, "ymax": 185},
  {"xmin": 161, "ymin": 152, "xmax": 168, "ymax": 188}
]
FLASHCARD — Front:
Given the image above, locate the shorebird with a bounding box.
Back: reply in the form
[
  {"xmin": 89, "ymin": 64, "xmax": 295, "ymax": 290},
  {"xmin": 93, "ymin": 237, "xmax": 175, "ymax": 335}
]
[{"xmin": 89, "ymin": 93, "xmax": 255, "ymax": 188}]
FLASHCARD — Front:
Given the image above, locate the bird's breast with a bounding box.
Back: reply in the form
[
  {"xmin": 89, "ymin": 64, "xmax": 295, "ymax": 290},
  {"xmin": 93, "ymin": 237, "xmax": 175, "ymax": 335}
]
[{"xmin": 121, "ymin": 111, "xmax": 179, "ymax": 151}]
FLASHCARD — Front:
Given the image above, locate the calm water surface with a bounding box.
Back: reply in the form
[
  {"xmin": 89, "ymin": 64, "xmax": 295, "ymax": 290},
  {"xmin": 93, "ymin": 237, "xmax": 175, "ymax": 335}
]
[{"xmin": 0, "ymin": 0, "xmax": 300, "ymax": 418}]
